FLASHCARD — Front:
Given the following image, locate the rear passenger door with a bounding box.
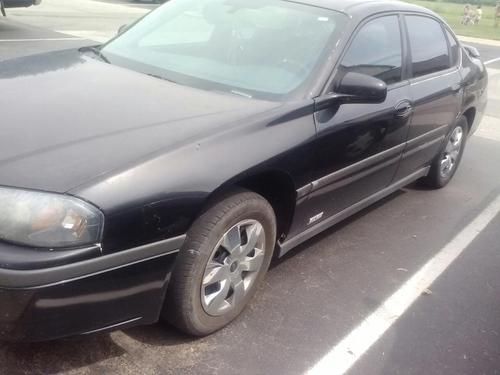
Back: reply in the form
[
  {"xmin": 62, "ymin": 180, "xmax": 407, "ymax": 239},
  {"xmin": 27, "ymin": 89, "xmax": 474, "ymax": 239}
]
[{"xmin": 395, "ymin": 15, "xmax": 463, "ymax": 179}]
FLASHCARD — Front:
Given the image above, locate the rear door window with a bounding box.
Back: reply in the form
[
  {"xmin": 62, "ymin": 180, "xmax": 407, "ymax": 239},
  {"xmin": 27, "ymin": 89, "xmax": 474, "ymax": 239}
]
[{"xmin": 405, "ymin": 16, "xmax": 450, "ymax": 77}]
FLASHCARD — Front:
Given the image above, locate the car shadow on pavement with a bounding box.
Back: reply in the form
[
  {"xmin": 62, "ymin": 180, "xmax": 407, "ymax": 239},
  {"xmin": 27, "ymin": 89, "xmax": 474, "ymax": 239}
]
[
  {"xmin": 0, "ymin": 324, "xmax": 201, "ymax": 374},
  {"xmin": 404, "ymin": 180, "xmax": 436, "ymax": 191},
  {"xmin": 124, "ymin": 321, "xmax": 196, "ymax": 347},
  {"xmin": 0, "ymin": 334, "xmax": 125, "ymax": 374}
]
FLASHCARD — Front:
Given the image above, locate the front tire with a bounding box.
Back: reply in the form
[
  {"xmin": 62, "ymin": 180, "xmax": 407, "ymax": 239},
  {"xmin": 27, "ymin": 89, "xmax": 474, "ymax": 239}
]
[
  {"xmin": 164, "ymin": 189, "xmax": 276, "ymax": 336},
  {"xmin": 420, "ymin": 116, "xmax": 468, "ymax": 189}
]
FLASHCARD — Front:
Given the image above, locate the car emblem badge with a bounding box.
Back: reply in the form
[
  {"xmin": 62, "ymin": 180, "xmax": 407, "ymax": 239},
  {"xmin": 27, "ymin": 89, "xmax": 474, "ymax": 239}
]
[{"xmin": 308, "ymin": 212, "xmax": 324, "ymax": 225}]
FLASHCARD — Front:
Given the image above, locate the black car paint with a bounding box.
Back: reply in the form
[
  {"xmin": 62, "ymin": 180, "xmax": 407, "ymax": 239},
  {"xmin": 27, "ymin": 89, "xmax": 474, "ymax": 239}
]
[
  {"xmin": 0, "ymin": 250, "xmax": 179, "ymax": 341},
  {"xmin": 0, "ymin": 0, "xmax": 488, "ymax": 341},
  {"xmin": 3, "ymin": 0, "xmax": 40, "ymax": 9}
]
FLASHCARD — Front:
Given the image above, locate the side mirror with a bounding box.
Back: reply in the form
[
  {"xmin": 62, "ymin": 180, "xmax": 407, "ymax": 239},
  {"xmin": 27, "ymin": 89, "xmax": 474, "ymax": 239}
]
[
  {"xmin": 315, "ymin": 72, "xmax": 387, "ymax": 110},
  {"xmin": 463, "ymin": 45, "xmax": 480, "ymax": 59},
  {"xmin": 336, "ymin": 72, "xmax": 387, "ymax": 103},
  {"xmin": 117, "ymin": 24, "xmax": 129, "ymax": 35}
]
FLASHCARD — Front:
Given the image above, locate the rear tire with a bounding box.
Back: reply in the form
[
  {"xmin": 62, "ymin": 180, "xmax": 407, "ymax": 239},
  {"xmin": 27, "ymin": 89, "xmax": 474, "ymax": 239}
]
[
  {"xmin": 420, "ymin": 116, "xmax": 468, "ymax": 189},
  {"xmin": 163, "ymin": 189, "xmax": 276, "ymax": 336}
]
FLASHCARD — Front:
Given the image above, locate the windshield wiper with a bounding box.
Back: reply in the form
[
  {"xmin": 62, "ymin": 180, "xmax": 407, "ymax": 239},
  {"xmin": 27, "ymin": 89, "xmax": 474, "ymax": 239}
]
[
  {"xmin": 145, "ymin": 73, "xmax": 178, "ymax": 84},
  {"xmin": 230, "ymin": 90, "xmax": 253, "ymax": 99},
  {"xmin": 82, "ymin": 46, "xmax": 110, "ymax": 64},
  {"xmin": 209, "ymin": 88, "xmax": 253, "ymax": 99}
]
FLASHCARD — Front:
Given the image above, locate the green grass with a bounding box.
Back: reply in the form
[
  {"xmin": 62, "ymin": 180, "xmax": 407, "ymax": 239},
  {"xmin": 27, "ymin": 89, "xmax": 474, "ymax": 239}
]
[{"xmin": 405, "ymin": 0, "xmax": 500, "ymax": 40}]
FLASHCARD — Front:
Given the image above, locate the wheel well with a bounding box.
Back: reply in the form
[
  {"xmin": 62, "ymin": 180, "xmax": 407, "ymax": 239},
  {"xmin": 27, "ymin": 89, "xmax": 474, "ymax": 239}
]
[
  {"xmin": 233, "ymin": 171, "xmax": 297, "ymax": 242},
  {"xmin": 463, "ymin": 107, "xmax": 476, "ymax": 132}
]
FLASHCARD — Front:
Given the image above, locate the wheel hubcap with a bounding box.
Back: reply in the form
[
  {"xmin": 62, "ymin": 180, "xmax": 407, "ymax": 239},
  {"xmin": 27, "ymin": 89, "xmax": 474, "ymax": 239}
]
[
  {"xmin": 229, "ymin": 261, "xmax": 239, "ymax": 272},
  {"xmin": 440, "ymin": 126, "xmax": 463, "ymax": 178},
  {"xmin": 201, "ymin": 219, "xmax": 266, "ymax": 316}
]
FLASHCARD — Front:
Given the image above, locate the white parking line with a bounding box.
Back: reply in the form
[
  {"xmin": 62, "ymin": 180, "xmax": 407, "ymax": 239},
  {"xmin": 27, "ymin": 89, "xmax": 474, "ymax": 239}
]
[
  {"xmin": 307, "ymin": 194, "xmax": 500, "ymax": 375},
  {"xmin": 0, "ymin": 38, "xmax": 84, "ymax": 42},
  {"xmin": 55, "ymin": 30, "xmax": 111, "ymax": 43},
  {"xmin": 485, "ymin": 57, "xmax": 500, "ymax": 65}
]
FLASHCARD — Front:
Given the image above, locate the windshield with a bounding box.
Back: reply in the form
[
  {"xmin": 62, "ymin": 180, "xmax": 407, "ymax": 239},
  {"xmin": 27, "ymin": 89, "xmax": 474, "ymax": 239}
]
[{"xmin": 101, "ymin": 0, "xmax": 347, "ymax": 100}]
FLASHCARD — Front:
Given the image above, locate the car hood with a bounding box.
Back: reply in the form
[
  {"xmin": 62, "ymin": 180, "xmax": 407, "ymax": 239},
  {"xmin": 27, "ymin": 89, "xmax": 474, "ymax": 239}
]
[{"xmin": 0, "ymin": 49, "xmax": 279, "ymax": 193}]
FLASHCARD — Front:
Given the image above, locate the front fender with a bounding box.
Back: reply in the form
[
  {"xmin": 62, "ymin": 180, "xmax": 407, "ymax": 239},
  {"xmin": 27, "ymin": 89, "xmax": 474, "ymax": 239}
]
[{"xmin": 71, "ymin": 101, "xmax": 316, "ymax": 253}]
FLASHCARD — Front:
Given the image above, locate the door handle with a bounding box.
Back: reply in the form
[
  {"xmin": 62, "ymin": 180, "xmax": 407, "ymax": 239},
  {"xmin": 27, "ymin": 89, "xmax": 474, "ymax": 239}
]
[{"xmin": 394, "ymin": 101, "xmax": 413, "ymax": 119}]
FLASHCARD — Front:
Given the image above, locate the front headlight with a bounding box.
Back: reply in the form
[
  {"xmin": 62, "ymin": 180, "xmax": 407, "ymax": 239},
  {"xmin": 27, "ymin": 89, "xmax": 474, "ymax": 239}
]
[{"xmin": 0, "ymin": 187, "xmax": 104, "ymax": 248}]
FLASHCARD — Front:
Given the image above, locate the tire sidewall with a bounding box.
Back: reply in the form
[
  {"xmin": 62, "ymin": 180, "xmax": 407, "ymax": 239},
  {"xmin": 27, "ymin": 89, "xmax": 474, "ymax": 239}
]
[
  {"xmin": 436, "ymin": 118, "xmax": 468, "ymax": 186},
  {"xmin": 170, "ymin": 193, "xmax": 276, "ymax": 335}
]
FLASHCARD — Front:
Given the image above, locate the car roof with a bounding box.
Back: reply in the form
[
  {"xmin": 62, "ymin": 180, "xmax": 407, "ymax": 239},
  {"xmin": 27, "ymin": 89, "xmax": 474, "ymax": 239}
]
[{"xmin": 287, "ymin": 0, "xmax": 439, "ymax": 19}]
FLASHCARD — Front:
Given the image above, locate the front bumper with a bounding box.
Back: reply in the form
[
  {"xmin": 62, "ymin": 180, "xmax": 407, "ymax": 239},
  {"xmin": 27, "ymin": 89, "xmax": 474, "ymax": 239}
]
[{"xmin": 0, "ymin": 235, "xmax": 184, "ymax": 342}]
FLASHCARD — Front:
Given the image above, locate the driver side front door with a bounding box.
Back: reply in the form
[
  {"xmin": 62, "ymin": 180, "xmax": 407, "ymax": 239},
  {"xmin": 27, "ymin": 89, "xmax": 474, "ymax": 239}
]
[{"xmin": 287, "ymin": 14, "xmax": 412, "ymax": 239}]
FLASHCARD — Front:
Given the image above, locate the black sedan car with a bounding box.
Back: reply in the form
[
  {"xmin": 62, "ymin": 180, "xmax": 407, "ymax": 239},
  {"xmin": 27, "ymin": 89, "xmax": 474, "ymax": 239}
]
[
  {"xmin": 1, "ymin": 0, "xmax": 41, "ymax": 11},
  {"xmin": 0, "ymin": 0, "xmax": 488, "ymax": 341}
]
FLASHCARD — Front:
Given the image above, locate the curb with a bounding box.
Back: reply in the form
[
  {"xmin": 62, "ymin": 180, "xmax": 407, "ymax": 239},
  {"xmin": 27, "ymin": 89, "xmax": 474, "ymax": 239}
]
[{"xmin": 458, "ymin": 35, "xmax": 500, "ymax": 47}]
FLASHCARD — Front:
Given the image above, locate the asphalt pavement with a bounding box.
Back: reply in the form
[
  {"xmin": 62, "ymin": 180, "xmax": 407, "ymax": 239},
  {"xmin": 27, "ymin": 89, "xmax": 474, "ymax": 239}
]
[{"xmin": 1, "ymin": 2, "xmax": 500, "ymax": 374}]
